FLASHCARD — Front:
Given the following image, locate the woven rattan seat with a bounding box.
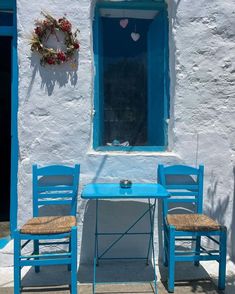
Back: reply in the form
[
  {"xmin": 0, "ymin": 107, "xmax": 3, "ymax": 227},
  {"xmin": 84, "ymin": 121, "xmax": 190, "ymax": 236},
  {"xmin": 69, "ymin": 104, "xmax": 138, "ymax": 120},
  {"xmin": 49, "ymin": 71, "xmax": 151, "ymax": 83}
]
[
  {"xmin": 20, "ymin": 216, "xmax": 76, "ymax": 235},
  {"xmin": 166, "ymin": 214, "xmax": 221, "ymax": 232}
]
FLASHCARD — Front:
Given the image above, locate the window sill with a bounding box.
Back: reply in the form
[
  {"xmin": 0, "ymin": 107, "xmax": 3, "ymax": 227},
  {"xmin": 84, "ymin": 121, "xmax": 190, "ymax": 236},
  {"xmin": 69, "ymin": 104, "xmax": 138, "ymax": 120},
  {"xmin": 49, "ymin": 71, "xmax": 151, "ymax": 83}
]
[
  {"xmin": 95, "ymin": 146, "xmax": 166, "ymax": 152},
  {"xmin": 88, "ymin": 146, "xmax": 179, "ymax": 157}
]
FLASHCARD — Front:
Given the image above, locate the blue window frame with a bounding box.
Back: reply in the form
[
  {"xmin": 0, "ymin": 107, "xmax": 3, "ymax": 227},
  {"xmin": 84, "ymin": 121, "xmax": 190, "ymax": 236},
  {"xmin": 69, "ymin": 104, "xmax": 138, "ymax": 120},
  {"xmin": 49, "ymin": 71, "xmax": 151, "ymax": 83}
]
[
  {"xmin": 93, "ymin": 0, "xmax": 169, "ymax": 152},
  {"xmin": 0, "ymin": 11, "xmax": 13, "ymax": 26},
  {"xmin": 0, "ymin": 0, "xmax": 18, "ymax": 235}
]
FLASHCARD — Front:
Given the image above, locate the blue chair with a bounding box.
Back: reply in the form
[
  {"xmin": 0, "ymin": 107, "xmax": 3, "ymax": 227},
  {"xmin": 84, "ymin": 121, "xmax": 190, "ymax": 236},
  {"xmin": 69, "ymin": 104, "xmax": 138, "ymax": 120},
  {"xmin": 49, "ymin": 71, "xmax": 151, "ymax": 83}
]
[
  {"xmin": 14, "ymin": 164, "xmax": 80, "ymax": 294},
  {"xmin": 158, "ymin": 165, "xmax": 227, "ymax": 293}
]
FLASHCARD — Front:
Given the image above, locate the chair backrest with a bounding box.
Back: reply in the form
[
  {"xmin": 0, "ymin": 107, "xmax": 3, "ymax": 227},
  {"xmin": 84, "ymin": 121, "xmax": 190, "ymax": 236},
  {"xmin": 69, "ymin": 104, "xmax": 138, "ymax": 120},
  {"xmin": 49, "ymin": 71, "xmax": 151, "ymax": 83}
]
[
  {"xmin": 158, "ymin": 165, "xmax": 204, "ymax": 218},
  {"xmin": 33, "ymin": 164, "xmax": 80, "ymax": 217}
]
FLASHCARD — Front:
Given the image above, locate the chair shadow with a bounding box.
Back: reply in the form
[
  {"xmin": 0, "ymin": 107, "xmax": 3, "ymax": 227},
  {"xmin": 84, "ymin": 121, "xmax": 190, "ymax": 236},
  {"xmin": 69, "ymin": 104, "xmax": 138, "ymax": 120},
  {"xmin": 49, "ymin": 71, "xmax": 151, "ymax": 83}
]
[
  {"xmin": 159, "ymin": 262, "xmax": 211, "ymax": 283},
  {"xmin": 159, "ymin": 261, "xmax": 235, "ymax": 294},
  {"xmin": 225, "ymin": 275, "xmax": 235, "ymax": 294},
  {"xmin": 21, "ymin": 265, "xmax": 77, "ymax": 289},
  {"xmin": 161, "ymin": 279, "xmax": 224, "ymax": 294}
]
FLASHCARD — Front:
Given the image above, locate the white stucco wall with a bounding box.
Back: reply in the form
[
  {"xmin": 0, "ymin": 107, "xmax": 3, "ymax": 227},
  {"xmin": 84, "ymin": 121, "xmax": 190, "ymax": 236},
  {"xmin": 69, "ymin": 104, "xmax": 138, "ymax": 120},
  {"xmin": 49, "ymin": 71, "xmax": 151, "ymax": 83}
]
[{"xmin": 1, "ymin": 0, "xmax": 235, "ymax": 269}]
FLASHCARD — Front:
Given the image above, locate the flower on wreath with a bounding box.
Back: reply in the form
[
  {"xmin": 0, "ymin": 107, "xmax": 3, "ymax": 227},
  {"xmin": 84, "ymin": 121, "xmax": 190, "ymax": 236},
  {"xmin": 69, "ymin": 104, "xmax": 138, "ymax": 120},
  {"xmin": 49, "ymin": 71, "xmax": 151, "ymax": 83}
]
[
  {"xmin": 57, "ymin": 51, "xmax": 66, "ymax": 62},
  {"xmin": 30, "ymin": 12, "xmax": 80, "ymax": 66},
  {"xmin": 58, "ymin": 18, "xmax": 72, "ymax": 32}
]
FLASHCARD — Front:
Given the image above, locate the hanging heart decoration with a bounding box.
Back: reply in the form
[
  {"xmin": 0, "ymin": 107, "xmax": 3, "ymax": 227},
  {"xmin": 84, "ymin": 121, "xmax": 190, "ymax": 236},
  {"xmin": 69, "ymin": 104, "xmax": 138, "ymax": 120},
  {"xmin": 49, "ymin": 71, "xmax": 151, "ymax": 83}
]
[
  {"xmin": 131, "ymin": 32, "xmax": 140, "ymax": 42},
  {"xmin": 120, "ymin": 19, "xmax": 128, "ymax": 28}
]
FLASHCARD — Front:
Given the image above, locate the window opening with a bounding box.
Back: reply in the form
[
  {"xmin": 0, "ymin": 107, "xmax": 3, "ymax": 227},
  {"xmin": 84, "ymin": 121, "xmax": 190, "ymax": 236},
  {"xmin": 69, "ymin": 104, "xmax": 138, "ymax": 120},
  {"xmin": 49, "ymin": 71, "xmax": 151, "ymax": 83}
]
[{"xmin": 93, "ymin": 1, "xmax": 169, "ymax": 151}]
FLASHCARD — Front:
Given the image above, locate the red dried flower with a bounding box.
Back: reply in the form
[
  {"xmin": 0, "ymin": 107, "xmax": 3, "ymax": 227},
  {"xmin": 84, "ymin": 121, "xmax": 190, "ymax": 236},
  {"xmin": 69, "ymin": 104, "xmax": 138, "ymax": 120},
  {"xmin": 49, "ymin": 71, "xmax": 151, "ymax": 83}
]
[
  {"xmin": 59, "ymin": 19, "xmax": 72, "ymax": 32},
  {"xmin": 34, "ymin": 26, "xmax": 43, "ymax": 36},
  {"xmin": 73, "ymin": 42, "xmax": 80, "ymax": 49},
  {"xmin": 46, "ymin": 57, "xmax": 55, "ymax": 65},
  {"xmin": 57, "ymin": 51, "xmax": 66, "ymax": 62}
]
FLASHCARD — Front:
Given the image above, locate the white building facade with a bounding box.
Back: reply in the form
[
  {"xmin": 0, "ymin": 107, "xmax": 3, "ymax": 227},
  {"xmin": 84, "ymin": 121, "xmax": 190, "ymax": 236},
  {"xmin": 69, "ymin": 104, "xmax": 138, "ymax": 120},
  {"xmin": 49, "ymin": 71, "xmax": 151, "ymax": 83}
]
[{"xmin": 0, "ymin": 0, "xmax": 235, "ymax": 269}]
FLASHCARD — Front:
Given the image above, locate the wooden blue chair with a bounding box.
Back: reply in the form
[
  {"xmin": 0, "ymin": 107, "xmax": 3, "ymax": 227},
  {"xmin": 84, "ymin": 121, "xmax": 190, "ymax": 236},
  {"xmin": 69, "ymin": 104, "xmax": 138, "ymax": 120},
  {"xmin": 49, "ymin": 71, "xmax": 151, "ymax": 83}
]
[
  {"xmin": 14, "ymin": 164, "xmax": 80, "ymax": 294},
  {"xmin": 158, "ymin": 165, "xmax": 227, "ymax": 293}
]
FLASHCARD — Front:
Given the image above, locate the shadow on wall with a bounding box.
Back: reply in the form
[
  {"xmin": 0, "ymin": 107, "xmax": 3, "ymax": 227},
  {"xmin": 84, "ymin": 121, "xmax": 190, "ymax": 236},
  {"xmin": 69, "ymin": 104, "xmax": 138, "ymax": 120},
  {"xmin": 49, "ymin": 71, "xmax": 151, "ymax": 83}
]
[
  {"xmin": 206, "ymin": 170, "xmax": 230, "ymax": 226},
  {"xmin": 27, "ymin": 53, "xmax": 79, "ymax": 97},
  {"xmin": 230, "ymin": 166, "xmax": 235, "ymax": 262},
  {"xmin": 203, "ymin": 169, "xmax": 231, "ymax": 254},
  {"xmin": 78, "ymin": 200, "xmax": 155, "ymax": 283},
  {"xmin": 91, "ymin": 155, "xmax": 108, "ymax": 182}
]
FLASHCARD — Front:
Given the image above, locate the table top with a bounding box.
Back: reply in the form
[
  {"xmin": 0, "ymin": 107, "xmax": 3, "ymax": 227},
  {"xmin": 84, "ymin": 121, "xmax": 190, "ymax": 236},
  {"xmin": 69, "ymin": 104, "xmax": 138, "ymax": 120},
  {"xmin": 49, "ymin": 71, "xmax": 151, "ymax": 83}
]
[{"xmin": 81, "ymin": 183, "xmax": 170, "ymax": 199}]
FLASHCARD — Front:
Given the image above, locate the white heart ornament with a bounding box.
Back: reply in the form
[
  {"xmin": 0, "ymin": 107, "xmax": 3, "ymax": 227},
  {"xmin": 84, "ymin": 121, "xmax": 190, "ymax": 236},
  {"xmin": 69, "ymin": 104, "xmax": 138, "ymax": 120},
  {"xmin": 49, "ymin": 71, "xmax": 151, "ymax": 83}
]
[
  {"xmin": 131, "ymin": 32, "xmax": 140, "ymax": 42},
  {"xmin": 120, "ymin": 19, "xmax": 128, "ymax": 28}
]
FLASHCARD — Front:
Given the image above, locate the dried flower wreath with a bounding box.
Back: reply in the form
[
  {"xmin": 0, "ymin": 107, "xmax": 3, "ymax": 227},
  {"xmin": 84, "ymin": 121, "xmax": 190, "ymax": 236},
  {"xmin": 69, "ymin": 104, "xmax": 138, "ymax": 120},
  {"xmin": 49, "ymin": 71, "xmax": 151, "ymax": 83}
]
[{"xmin": 31, "ymin": 12, "xmax": 80, "ymax": 66}]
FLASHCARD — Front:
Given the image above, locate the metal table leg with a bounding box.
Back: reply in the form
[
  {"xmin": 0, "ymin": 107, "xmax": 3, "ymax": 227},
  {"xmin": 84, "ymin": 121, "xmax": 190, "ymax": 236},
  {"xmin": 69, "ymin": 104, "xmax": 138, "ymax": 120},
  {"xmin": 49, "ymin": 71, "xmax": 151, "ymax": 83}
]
[
  {"xmin": 146, "ymin": 199, "xmax": 157, "ymax": 293},
  {"xmin": 151, "ymin": 200, "xmax": 157, "ymax": 294},
  {"xmin": 93, "ymin": 198, "xmax": 158, "ymax": 294},
  {"xmin": 93, "ymin": 199, "xmax": 99, "ymax": 294}
]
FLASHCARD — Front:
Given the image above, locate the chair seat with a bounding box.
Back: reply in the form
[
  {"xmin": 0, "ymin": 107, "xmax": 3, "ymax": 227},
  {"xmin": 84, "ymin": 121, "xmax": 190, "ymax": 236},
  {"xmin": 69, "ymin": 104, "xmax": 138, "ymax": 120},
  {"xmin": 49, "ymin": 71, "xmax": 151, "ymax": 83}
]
[
  {"xmin": 166, "ymin": 214, "xmax": 221, "ymax": 231},
  {"xmin": 20, "ymin": 216, "xmax": 76, "ymax": 235}
]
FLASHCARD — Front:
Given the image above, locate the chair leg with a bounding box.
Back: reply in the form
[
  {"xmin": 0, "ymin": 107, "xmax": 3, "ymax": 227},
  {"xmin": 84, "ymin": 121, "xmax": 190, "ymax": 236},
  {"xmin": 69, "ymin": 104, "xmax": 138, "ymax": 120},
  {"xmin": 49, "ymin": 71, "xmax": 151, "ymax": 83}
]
[
  {"xmin": 14, "ymin": 230, "xmax": 21, "ymax": 294},
  {"xmin": 68, "ymin": 237, "xmax": 71, "ymax": 271},
  {"xmin": 168, "ymin": 226, "xmax": 175, "ymax": 293},
  {"xmin": 218, "ymin": 227, "xmax": 227, "ymax": 290},
  {"xmin": 194, "ymin": 236, "xmax": 201, "ymax": 266},
  {"xmin": 71, "ymin": 227, "xmax": 77, "ymax": 294},
  {"xmin": 34, "ymin": 240, "xmax": 40, "ymax": 273},
  {"xmin": 163, "ymin": 226, "xmax": 168, "ymax": 267}
]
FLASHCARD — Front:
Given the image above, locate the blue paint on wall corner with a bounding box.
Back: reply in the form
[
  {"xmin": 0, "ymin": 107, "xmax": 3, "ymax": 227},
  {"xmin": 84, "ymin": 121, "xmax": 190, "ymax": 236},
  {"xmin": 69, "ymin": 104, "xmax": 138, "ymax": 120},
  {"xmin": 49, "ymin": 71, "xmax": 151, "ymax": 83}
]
[{"xmin": 0, "ymin": 236, "xmax": 11, "ymax": 250}]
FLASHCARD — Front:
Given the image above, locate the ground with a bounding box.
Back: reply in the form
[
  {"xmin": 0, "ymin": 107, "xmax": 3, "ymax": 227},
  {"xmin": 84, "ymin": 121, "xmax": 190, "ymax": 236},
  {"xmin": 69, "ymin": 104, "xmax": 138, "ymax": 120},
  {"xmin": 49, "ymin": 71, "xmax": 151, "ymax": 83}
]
[{"xmin": 0, "ymin": 260, "xmax": 234, "ymax": 293}]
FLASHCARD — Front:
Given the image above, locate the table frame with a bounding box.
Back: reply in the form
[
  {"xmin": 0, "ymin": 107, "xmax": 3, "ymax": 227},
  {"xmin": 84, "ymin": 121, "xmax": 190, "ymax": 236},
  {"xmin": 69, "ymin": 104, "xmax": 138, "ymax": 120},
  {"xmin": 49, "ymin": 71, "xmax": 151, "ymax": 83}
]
[{"xmin": 81, "ymin": 183, "xmax": 169, "ymax": 294}]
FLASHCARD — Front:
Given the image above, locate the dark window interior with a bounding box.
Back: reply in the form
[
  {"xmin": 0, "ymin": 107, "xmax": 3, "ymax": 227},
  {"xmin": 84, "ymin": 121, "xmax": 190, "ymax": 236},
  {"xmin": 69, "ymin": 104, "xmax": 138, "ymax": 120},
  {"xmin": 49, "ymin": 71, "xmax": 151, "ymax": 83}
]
[
  {"xmin": 0, "ymin": 11, "xmax": 13, "ymax": 26},
  {"xmin": 94, "ymin": 7, "xmax": 168, "ymax": 149},
  {"xmin": 102, "ymin": 17, "xmax": 151, "ymax": 146},
  {"xmin": 0, "ymin": 37, "xmax": 11, "ymax": 221}
]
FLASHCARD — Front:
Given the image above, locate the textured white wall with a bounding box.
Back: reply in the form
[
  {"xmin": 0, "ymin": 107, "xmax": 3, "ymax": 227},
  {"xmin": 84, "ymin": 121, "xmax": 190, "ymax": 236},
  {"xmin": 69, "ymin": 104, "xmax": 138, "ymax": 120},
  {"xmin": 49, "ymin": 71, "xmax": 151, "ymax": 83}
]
[
  {"xmin": 2, "ymin": 0, "xmax": 235, "ymax": 268},
  {"xmin": 167, "ymin": 0, "xmax": 235, "ymax": 260}
]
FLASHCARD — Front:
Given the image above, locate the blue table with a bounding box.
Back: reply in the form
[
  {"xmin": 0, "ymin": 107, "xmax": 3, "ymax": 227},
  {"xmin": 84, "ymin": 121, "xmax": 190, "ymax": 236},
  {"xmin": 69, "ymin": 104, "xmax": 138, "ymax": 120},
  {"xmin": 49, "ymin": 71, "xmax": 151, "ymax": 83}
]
[{"xmin": 81, "ymin": 183, "xmax": 170, "ymax": 293}]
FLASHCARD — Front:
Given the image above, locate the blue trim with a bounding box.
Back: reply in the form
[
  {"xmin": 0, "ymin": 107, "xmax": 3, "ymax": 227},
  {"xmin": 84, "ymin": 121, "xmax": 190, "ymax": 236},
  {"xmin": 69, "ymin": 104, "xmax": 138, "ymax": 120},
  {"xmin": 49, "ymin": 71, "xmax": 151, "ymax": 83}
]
[
  {"xmin": 163, "ymin": 8, "xmax": 170, "ymax": 145},
  {"xmin": 147, "ymin": 11, "xmax": 165, "ymax": 146},
  {"xmin": 20, "ymin": 252, "xmax": 72, "ymax": 259},
  {"xmin": 10, "ymin": 1, "xmax": 18, "ymax": 234},
  {"xmin": 0, "ymin": 2, "xmax": 18, "ymax": 236},
  {"xmin": 96, "ymin": 146, "xmax": 166, "ymax": 152},
  {"xmin": 162, "ymin": 164, "xmax": 203, "ymax": 175},
  {"xmin": 0, "ymin": 0, "xmax": 14, "ymax": 10},
  {"xmin": 96, "ymin": 1, "xmax": 166, "ymax": 10},
  {"xmin": 174, "ymin": 230, "xmax": 222, "ymax": 237},
  {"xmin": 20, "ymin": 259, "xmax": 72, "ymax": 267},
  {"xmin": 0, "ymin": 26, "xmax": 14, "ymax": 35},
  {"xmin": 0, "ymin": 236, "xmax": 11, "ymax": 249},
  {"xmin": 19, "ymin": 232, "xmax": 71, "ymax": 240},
  {"xmin": 93, "ymin": 2, "xmax": 169, "ymax": 152},
  {"xmin": 93, "ymin": 7, "xmax": 102, "ymax": 149}
]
